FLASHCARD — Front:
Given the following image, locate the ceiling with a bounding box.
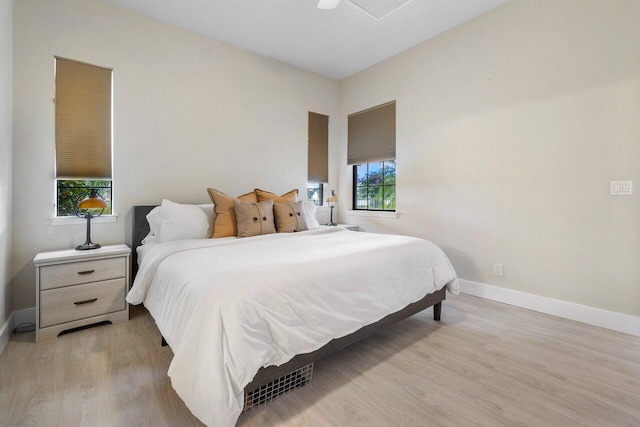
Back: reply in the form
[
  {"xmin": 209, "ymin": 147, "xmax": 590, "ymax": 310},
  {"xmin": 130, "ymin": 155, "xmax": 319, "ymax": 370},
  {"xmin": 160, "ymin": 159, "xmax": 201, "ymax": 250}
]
[{"xmin": 99, "ymin": 0, "xmax": 510, "ymax": 80}]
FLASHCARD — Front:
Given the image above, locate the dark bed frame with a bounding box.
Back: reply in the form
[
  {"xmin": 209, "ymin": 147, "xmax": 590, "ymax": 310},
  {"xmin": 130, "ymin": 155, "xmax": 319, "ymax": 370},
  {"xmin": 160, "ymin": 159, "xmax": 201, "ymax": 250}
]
[{"xmin": 131, "ymin": 205, "xmax": 446, "ymax": 393}]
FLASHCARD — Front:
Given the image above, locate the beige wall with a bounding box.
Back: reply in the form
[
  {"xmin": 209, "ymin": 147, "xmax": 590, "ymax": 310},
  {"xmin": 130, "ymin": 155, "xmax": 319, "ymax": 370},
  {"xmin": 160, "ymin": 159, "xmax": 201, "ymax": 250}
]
[
  {"xmin": 11, "ymin": 0, "xmax": 339, "ymax": 310},
  {"xmin": 1, "ymin": 0, "xmax": 13, "ymax": 324},
  {"xmin": 339, "ymin": 0, "xmax": 640, "ymax": 316},
  {"xmin": 11, "ymin": 0, "xmax": 640, "ymax": 318}
]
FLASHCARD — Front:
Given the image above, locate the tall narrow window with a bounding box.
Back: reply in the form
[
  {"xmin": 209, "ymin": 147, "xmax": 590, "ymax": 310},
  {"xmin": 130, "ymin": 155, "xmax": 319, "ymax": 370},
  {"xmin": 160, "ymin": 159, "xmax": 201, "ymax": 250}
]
[
  {"xmin": 55, "ymin": 57, "xmax": 113, "ymax": 216},
  {"xmin": 348, "ymin": 101, "xmax": 396, "ymax": 211},
  {"xmin": 307, "ymin": 111, "xmax": 328, "ymax": 206}
]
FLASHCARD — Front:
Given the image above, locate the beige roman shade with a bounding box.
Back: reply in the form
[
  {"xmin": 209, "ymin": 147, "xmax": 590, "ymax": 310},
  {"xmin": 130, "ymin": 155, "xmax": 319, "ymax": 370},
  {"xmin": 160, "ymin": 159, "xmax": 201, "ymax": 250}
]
[
  {"xmin": 347, "ymin": 101, "xmax": 396, "ymax": 165},
  {"xmin": 308, "ymin": 112, "xmax": 329, "ymax": 183},
  {"xmin": 55, "ymin": 57, "xmax": 112, "ymax": 178}
]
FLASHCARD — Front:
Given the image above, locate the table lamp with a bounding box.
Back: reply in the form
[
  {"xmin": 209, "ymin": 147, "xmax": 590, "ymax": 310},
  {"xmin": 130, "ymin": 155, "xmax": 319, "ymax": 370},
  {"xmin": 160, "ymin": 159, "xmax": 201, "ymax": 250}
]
[
  {"xmin": 74, "ymin": 189, "xmax": 108, "ymax": 250},
  {"xmin": 326, "ymin": 189, "xmax": 338, "ymax": 226}
]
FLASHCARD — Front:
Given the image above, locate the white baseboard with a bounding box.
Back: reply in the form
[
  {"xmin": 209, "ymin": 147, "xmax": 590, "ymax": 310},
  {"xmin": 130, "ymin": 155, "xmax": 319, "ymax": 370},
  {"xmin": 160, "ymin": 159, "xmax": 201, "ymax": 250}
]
[
  {"xmin": 0, "ymin": 312, "xmax": 15, "ymax": 357},
  {"xmin": 0, "ymin": 307, "xmax": 36, "ymax": 358},
  {"xmin": 4, "ymin": 291, "xmax": 638, "ymax": 357},
  {"xmin": 458, "ymin": 279, "xmax": 640, "ymax": 337}
]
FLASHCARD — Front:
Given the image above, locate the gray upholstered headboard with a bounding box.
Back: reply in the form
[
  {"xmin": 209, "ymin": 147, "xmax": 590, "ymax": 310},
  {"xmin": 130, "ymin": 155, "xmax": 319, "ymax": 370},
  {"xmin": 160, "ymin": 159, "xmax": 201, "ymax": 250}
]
[{"xmin": 132, "ymin": 205, "xmax": 157, "ymax": 278}]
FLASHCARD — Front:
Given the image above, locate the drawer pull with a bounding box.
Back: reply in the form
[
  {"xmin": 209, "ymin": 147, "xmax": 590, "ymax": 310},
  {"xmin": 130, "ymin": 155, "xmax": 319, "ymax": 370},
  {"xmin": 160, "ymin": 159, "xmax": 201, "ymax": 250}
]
[
  {"xmin": 77, "ymin": 270, "xmax": 95, "ymax": 275},
  {"xmin": 74, "ymin": 298, "xmax": 98, "ymax": 305}
]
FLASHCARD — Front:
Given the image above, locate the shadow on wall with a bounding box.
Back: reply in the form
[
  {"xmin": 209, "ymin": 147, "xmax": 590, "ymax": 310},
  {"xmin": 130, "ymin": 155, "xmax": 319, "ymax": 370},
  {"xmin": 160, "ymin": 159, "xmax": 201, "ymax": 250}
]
[
  {"xmin": 124, "ymin": 208, "xmax": 134, "ymax": 249},
  {"xmin": 437, "ymin": 245, "xmax": 479, "ymax": 283},
  {"xmin": 2, "ymin": 270, "xmax": 9, "ymax": 323},
  {"xmin": 9, "ymin": 261, "xmax": 35, "ymax": 314},
  {"xmin": 1, "ymin": 229, "xmax": 10, "ymax": 320}
]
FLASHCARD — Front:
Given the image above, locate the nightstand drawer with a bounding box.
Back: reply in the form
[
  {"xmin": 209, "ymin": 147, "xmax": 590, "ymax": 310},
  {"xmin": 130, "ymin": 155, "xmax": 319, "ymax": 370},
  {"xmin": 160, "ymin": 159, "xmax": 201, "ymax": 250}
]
[
  {"xmin": 39, "ymin": 278, "xmax": 126, "ymax": 328},
  {"xmin": 40, "ymin": 257, "xmax": 126, "ymax": 290}
]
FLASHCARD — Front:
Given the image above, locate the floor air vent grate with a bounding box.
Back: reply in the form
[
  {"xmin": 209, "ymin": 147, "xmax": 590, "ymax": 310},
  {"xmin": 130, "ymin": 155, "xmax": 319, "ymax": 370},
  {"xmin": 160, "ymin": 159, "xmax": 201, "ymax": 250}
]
[{"xmin": 243, "ymin": 363, "xmax": 314, "ymax": 413}]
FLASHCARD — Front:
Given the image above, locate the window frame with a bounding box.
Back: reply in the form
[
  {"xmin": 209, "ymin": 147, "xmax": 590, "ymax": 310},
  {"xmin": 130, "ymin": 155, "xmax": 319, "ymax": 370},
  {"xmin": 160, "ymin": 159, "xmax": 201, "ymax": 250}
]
[
  {"xmin": 352, "ymin": 160, "xmax": 396, "ymax": 212},
  {"xmin": 55, "ymin": 179, "xmax": 113, "ymax": 217},
  {"xmin": 306, "ymin": 182, "xmax": 325, "ymax": 207}
]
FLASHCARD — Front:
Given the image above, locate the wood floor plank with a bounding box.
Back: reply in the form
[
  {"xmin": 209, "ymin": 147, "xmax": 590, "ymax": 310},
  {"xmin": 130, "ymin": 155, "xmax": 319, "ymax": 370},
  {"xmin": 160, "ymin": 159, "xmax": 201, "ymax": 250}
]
[{"xmin": 1, "ymin": 294, "xmax": 638, "ymax": 426}]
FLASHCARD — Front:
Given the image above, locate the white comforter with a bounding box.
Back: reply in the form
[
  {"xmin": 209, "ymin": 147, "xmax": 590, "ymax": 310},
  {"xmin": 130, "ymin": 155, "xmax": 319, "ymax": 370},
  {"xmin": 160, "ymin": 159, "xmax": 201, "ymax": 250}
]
[{"xmin": 127, "ymin": 227, "xmax": 458, "ymax": 427}]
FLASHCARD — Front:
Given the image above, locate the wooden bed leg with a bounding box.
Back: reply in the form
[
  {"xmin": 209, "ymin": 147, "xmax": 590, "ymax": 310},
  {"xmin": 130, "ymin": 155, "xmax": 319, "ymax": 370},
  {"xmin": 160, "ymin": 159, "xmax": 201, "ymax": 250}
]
[
  {"xmin": 433, "ymin": 302, "xmax": 442, "ymax": 321},
  {"xmin": 161, "ymin": 336, "xmax": 168, "ymax": 347}
]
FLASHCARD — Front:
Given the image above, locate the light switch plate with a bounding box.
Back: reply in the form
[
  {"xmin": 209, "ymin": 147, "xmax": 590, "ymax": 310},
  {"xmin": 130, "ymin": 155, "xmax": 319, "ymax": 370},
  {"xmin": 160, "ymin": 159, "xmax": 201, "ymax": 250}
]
[{"xmin": 611, "ymin": 181, "xmax": 633, "ymax": 196}]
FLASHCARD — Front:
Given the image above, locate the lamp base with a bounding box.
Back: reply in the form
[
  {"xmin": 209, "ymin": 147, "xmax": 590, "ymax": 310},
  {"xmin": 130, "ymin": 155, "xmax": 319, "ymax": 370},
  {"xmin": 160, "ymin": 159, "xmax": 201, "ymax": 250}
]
[
  {"xmin": 76, "ymin": 243, "xmax": 101, "ymax": 251},
  {"xmin": 327, "ymin": 205, "xmax": 337, "ymax": 226}
]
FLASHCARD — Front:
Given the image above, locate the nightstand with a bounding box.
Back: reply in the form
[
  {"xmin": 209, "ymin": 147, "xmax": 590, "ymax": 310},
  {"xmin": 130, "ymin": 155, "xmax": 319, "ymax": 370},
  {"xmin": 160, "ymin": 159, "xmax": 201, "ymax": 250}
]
[
  {"xmin": 338, "ymin": 224, "xmax": 360, "ymax": 232},
  {"xmin": 33, "ymin": 244, "xmax": 130, "ymax": 342}
]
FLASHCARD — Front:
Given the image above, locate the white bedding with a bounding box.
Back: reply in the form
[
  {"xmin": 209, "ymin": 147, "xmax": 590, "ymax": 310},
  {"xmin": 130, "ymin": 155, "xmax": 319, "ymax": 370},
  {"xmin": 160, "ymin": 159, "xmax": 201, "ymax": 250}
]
[{"xmin": 127, "ymin": 227, "xmax": 458, "ymax": 426}]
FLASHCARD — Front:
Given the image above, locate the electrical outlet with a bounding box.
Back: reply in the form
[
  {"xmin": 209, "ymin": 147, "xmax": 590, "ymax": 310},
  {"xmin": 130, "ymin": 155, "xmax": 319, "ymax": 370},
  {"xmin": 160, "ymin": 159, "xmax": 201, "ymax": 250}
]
[{"xmin": 493, "ymin": 263, "xmax": 503, "ymax": 276}]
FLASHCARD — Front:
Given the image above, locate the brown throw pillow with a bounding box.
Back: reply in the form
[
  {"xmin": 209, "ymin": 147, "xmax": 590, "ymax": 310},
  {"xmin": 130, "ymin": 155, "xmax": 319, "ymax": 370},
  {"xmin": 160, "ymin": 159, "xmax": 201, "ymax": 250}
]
[
  {"xmin": 273, "ymin": 201, "xmax": 308, "ymax": 233},
  {"xmin": 207, "ymin": 188, "xmax": 258, "ymax": 238},
  {"xmin": 233, "ymin": 199, "xmax": 276, "ymax": 238},
  {"xmin": 255, "ymin": 188, "xmax": 298, "ymax": 203}
]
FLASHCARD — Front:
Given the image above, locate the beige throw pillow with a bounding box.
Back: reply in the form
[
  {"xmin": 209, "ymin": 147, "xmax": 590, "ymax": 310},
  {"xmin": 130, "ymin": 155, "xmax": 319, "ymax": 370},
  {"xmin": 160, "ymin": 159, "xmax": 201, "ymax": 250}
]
[
  {"xmin": 273, "ymin": 201, "xmax": 308, "ymax": 233},
  {"xmin": 233, "ymin": 199, "xmax": 276, "ymax": 238},
  {"xmin": 207, "ymin": 188, "xmax": 258, "ymax": 238},
  {"xmin": 255, "ymin": 188, "xmax": 298, "ymax": 203}
]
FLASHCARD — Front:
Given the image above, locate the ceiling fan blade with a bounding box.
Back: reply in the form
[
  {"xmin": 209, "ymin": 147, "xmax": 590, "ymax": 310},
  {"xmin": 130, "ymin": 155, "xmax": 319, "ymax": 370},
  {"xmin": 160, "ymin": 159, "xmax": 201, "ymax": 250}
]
[{"xmin": 317, "ymin": 0, "xmax": 341, "ymax": 9}]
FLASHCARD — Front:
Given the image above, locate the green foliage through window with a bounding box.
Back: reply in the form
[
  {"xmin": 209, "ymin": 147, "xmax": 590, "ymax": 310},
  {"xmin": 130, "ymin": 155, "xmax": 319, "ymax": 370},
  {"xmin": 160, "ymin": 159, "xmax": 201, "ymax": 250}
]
[
  {"xmin": 354, "ymin": 160, "xmax": 396, "ymax": 211},
  {"xmin": 57, "ymin": 179, "xmax": 112, "ymax": 217}
]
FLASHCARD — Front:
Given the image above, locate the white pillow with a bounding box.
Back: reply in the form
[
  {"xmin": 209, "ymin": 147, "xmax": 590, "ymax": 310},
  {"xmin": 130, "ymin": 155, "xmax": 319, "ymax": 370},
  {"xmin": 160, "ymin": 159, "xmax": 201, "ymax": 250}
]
[
  {"xmin": 141, "ymin": 233, "xmax": 159, "ymax": 245},
  {"xmin": 141, "ymin": 206, "xmax": 163, "ymax": 244},
  {"xmin": 146, "ymin": 206, "xmax": 162, "ymax": 233},
  {"xmin": 302, "ymin": 201, "xmax": 321, "ymax": 229},
  {"xmin": 194, "ymin": 203, "xmax": 215, "ymax": 237},
  {"xmin": 142, "ymin": 201, "xmax": 215, "ymax": 243},
  {"xmin": 159, "ymin": 200, "xmax": 211, "ymax": 242}
]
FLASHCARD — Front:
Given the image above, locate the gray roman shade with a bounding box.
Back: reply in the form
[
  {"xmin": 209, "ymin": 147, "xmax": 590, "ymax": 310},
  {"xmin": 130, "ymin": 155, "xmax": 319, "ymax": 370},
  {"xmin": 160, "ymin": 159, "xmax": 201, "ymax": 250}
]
[
  {"xmin": 55, "ymin": 57, "xmax": 112, "ymax": 179},
  {"xmin": 347, "ymin": 101, "xmax": 396, "ymax": 165},
  {"xmin": 308, "ymin": 112, "xmax": 329, "ymax": 183}
]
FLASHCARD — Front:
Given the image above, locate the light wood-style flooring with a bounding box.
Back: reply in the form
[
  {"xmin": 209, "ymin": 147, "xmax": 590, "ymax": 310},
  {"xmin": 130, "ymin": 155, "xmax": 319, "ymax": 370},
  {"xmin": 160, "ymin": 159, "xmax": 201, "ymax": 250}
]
[{"xmin": 1, "ymin": 294, "xmax": 639, "ymax": 426}]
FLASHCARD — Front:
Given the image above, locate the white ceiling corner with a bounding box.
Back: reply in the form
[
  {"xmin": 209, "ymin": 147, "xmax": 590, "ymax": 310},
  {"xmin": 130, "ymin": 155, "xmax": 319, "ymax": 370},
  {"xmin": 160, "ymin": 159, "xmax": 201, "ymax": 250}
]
[{"xmin": 97, "ymin": 0, "xmax": 510, "ymax": 80}]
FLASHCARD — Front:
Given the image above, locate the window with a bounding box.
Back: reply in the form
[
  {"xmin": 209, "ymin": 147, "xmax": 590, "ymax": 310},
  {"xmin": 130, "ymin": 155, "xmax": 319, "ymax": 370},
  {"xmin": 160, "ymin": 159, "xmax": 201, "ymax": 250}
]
[
  {"xmin": 353, "ymin": 161, "xmax": 396, "ymax": 210},
  {"xmin": 306, "ymin": 182, "xmax": 324, "ymax": 206},
  {"xmin": 57, "ymin": 180, "xmax": 112, "ymax": 217},
  {"xmin": 348, "ymin": 101, "xmax": 396, "ymax": 211},
  {"xmin": 308, "ymin": 111, "xmax": 329, "ymax": 205},
  {"xmin": 54, "ymin": 57, "xmax": 113, "ymax": 217}
]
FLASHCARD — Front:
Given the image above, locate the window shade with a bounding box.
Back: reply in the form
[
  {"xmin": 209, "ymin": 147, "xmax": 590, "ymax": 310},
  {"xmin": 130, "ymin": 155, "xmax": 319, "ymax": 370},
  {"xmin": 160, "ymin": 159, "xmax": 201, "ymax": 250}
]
[
  {"xmin": 347, "ymin": 101, "xmax": 395, "ymax": 165},
  {"xmin": 55, "ymin": 57, "xmax": 112, "ymax": 179},
  {"xmin": 308, "ymin": 112, "xmax": 329, "ymax": 183}
]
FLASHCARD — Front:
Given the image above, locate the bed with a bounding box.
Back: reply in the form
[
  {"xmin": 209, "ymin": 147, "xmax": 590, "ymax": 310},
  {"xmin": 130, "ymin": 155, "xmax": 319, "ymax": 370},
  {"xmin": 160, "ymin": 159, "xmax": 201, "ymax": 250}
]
[{"xmin": 128, "ymin": 205, "xmax": 459, "ymax": 426}]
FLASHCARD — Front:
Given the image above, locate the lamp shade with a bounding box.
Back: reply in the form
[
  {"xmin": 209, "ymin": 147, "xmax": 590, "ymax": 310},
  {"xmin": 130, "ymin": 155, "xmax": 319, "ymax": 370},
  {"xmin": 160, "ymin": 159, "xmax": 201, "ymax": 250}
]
[
  {"xmin": 77, "ymin": 189, "xmax": 108, "ymax": 210},
  {"xmin": 326, "ymin": 189, "xmax": 338, "ymax": 226},
  {"xmin": 74, "ymin": 189, "xmax": 106, "ymax": 250},
  {"xmin": 326, "ymin": 190, "xmax": 339, "ymax": 204}
]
